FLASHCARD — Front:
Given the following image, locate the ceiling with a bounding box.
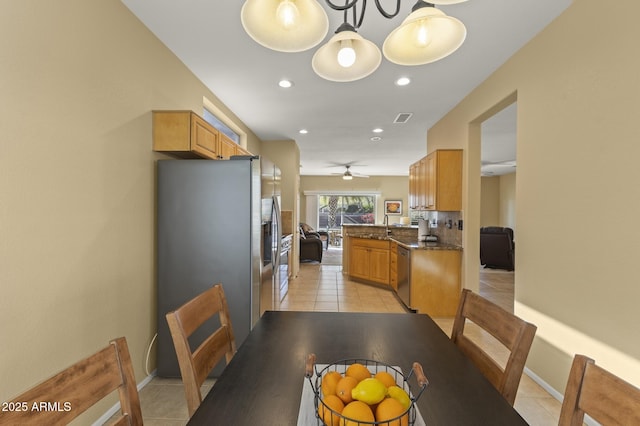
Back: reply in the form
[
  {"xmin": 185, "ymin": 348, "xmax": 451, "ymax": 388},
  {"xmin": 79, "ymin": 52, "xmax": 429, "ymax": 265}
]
[{"xmin": 122, "ymin": 0, "xmax": 571, "ymax": 177}]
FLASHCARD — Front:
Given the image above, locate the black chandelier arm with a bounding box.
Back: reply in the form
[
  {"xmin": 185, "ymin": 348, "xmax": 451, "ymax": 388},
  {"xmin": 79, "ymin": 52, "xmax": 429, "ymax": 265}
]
[
  {"xmin": 353, "ymin": 0, "xmax": 367, "ymax": 28},
  {"xmin": 374, "ymin": 0, "xmax": 402, "ymax": 19},
  {"xmin": 325, "ymin": 0, "xmax": 359, "ymax": 11},
  {"xmin": 327, "ymin": 0, "xmax": 402, "ymax": 29},
  {"xmin": 325, "ymin": 0, "xmax": 401, "ymax": 17}
]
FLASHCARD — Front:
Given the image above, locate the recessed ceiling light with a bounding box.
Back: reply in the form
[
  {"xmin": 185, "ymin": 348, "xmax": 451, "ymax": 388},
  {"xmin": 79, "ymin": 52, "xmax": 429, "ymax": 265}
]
[
  {"xmin": 395, "ymin": 77, "xmax": 411, "ymax": 86},
  {"xmin": 372, "ymin": 128, "xmax": 384, "ymax": 133},
  {"xmin": 370, "ymin": 136, "xmax": 382, "ymax": 142},
  {"xmin": 278, "ymin": 79, "xmax": 293, "ymax": 88},
  {"xmin": 299, "ymin": 129, "xmax": 308, "ymax": 134}
]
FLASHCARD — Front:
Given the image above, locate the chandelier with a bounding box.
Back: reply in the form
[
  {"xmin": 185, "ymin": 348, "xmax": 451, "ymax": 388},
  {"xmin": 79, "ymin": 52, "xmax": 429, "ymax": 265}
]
[{"xmin": 241, "ymin": 0, "xmax": 467, "ymax": 82}]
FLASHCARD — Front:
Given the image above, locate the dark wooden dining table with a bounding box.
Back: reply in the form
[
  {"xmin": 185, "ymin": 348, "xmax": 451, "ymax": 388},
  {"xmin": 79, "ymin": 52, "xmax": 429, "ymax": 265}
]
[{"xmin": 187, "ymin": 310, "xmax": 529, "ymax": 425}]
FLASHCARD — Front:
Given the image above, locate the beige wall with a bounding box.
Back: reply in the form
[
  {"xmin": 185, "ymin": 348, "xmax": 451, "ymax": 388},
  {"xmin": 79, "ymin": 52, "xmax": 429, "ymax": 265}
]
[
  {"xmin": 299, "ymin": 175, "xmax": 409, "ymax": 226},
  {"xmin": 499, "ymin": 173, "xmax": 516, "ymax": 230},
  {"xmin": 428, "ymin": 0, "xmax": 640, "ymax": 393},
  {"xmin": 480, "ymin": 176, "xmax": 500, "ymax": 226},
  {"xmin": 480, "ymin": 173, "xmax": 516, "ymax": 231},
  {"xmin": 0, "ymin": 1, "xmax": 262, "ymax": 421}
]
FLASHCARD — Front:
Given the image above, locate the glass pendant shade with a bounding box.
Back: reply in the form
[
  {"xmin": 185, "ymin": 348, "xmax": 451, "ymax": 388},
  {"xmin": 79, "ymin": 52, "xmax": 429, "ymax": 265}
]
[
  {"xmin": 241, "ymin": 0, "xmax": 329, "ymax": 52},
  {"xmin": 383, "ymin": 6, "xmax": 466, "ymax": 66},
  {"xmin": 312, "ymin": 30, "xmax": 382, "ymax": 82}
]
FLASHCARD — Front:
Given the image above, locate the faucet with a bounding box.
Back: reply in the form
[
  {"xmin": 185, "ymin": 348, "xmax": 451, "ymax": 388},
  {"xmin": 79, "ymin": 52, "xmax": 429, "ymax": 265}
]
[{"xmin": 383, "ymin": 214, "xmax": 391, "ymax": 235}]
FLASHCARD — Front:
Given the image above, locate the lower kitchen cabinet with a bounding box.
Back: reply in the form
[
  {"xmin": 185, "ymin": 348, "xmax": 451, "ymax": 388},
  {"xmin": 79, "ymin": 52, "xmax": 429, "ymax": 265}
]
[
  {"xmin": 389, "ymin": 241, "xmax": 398, "ymax": 291},
  {"xmin": 410, "ymin": 250, "xmax": 461, "ymax": 316},
  {"xmin": 348, "ymin": 237, "xmax": 390, "ymax": 285}
]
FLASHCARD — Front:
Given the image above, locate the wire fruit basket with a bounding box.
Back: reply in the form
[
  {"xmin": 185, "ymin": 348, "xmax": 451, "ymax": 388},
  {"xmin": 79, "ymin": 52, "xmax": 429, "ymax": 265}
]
[{"xmin": 305, "ymin": 353, "xmax": 429, "ymax": 426}]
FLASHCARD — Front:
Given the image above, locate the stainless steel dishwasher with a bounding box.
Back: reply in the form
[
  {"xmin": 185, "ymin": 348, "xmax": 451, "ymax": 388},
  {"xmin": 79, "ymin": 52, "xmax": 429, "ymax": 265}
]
[{"xmin": 397, "ymin": 245, "xmax": 411, "ymax": 309}]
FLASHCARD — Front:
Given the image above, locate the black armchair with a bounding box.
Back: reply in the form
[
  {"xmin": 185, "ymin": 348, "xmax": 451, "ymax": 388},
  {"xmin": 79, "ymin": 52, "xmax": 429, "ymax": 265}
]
[
  {"xmin": 300, "ymin": 232, "xmax": 323, "ymax": 263},
  {"xmin": 480, "ymin": 226, "xmax": 515, "ymax": 271},
  {"xmin": 300, "ymin": 223, "xmax": 329, "ymax": 250}
]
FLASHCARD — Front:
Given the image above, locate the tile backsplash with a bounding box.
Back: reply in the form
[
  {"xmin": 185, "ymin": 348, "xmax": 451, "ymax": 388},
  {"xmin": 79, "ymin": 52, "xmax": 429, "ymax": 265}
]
[{"xmin": 410, "ymin": 210, "xmax": 462, "ymax": 246}]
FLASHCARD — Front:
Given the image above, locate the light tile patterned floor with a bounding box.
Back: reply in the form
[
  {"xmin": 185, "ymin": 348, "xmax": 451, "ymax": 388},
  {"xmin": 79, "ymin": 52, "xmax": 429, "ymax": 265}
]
[
  {"xmin": 134, "ymin": 260, "xmax": 562, "ymax": 425},
  {"xmin": 276, "ymin": 264, "xmax": 407, "ymax": 313}
]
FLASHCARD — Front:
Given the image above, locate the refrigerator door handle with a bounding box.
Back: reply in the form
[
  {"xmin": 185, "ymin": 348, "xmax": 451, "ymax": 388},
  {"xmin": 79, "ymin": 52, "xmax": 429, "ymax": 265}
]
[{"xmin": 273, "ymin": 195, "xmax": 282, "ymax": 268}]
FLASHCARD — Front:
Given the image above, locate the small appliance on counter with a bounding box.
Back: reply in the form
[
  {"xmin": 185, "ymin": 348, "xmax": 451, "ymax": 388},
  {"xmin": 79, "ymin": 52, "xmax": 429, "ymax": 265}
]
[{"xmin": 418, "ymin": 218, "xmax": 438, "ymax": 242}]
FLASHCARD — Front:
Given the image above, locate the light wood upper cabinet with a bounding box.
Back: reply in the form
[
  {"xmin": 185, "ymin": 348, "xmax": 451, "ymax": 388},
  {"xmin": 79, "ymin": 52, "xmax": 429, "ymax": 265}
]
[
  {"xmin": 191, "ymin": 113, "xmax": 219, "ymax": 158},
  {"xmin": 153, "ymin": 110, "xmax": 251, "ymax": 160},
  {"xmin": 409, "ymin": 149, "xmax": 462, "ymax": 211},
  {"xmin": 408, "ymin": 162, "xmax": 418, "ymax": 209},
  {"xmin": 235, "ymin": 144, "xmax": 252, "ymax": 156},
  {"xmin": 218, "ymin": 132, "xmax": 237, "ymax": 160},
  {"xmin": 418, "ymin": 157, "xmax": 427, "ymax": 210}
]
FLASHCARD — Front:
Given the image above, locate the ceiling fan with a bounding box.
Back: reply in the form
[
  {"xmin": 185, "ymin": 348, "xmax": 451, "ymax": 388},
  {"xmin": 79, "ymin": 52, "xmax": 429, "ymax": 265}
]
[
  {"xmin": 481, "ymin": 160, "xmax": 517, "ymax": 176},
  {"xmin": 331, "ymin": 164, "xmax": 370, "ymax": 180}
]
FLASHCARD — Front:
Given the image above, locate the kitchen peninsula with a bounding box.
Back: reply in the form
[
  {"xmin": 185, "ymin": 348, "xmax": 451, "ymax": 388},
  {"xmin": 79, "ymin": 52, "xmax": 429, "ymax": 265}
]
[{"xmin": 342, "ymin": 224, "xmax": 462, "ymax": 316}]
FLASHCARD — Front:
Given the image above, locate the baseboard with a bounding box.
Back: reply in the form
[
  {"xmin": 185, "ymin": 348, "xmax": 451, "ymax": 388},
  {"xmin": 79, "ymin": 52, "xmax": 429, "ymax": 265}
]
[
  {"xmin": 524, "ymin": 367, "xmax": 598, "ymax": 426},
  {"xmin": 91, "ymin": 369, "xmax": 157, "ymax": 426}
]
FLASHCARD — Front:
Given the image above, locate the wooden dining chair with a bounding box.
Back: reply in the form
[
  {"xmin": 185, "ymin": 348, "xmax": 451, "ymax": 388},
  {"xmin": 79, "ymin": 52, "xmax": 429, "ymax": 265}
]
[
  {"xmin": 0, "ymin": 337, "xmax": 142, "ymax": 426},
  {"xmin": 451, "ymin": 288, "xmax": 537, "ymax": 406},
  {"xmin": 558, "ymin": 354, "xmax": 640, "ymax": 426},
  {"xmin": 165, "ymin": 283, "xmax": 237, "ymax": 417}
]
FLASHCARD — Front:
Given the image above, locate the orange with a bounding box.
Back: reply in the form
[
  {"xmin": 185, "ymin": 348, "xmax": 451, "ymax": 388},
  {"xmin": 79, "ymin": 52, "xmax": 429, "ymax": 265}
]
[
  {"xmin": 318, "ymin": 394, "xmax": 344, "ymax": 426},
  {"xmin": 374, "ymin": 371, "xmax": 397, "ymax": 388},
  {"xmin": 335, "ymin": 376, "xmax": 358, "ymax": 404},
  {"xmin": 340, "ymin": 401, "xmax": 374, "ymax": 426},
  {"xmin": 345, "ymin": 363, "xmax": 371, "ymax": 382},
  {"xmin": 375, "ymin": 397, "xmax": 409, "ymax": 426},
  {"xmin": 321, "ymin": 371, "xmax": 343, "ymax": 397}
]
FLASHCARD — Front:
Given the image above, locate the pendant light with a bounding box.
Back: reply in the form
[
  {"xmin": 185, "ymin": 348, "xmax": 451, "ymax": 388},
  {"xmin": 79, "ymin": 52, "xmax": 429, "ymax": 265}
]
[
  {"xmin": 312, "ymin": 23, "xmax": 381, "ymax": 82},
  {"xmin": 241, "ymin": 0, "xmax": 329, "ymax": 52},
  {"xmin": 383, "ymin": 1, "xmax": 466, "ymax": 66}
]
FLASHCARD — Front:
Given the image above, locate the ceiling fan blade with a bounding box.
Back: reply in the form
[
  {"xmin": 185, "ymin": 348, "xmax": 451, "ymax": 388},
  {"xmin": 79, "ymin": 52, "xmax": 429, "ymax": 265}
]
[{"xmin": 482, "ymin": 160, "xmax": 516, "ymax": 166}]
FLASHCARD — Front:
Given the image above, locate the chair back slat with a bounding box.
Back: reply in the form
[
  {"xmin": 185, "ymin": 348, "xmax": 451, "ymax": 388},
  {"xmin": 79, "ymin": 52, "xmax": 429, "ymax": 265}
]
[
  {"xmin": 559, "ymin": 354, "xmax": 640, "ymax": 426},
  {"xmin": 192, "ymin": 326, "xmax": 234, "ymax": 386},
  {"xmin": 166, "ymin": 284, "xmax": 237, "ymax": 417},
  {"xmin": 0, "ymin": 337, "xmax": 142, "ymax": 426},
  {"xmin": 451, "ymin": 289, "xmax": 537, "ymax": 406}
]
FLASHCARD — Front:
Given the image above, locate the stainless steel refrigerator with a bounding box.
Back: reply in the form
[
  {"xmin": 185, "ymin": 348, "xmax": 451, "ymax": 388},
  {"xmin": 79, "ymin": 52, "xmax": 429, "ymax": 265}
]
[{"xmin": 156, "ymin": 156, "xmax": 280, "ymax": 377}]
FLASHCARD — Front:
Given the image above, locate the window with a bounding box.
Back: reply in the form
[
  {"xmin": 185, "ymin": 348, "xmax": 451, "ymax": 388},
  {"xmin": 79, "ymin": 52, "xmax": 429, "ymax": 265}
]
[
  {"xmin": 318, "ymin": 195, "xmax": 376, "ymax": 229},
  {"xmin": 203, "ymin": 108, "xmax": 240, "ymax": 144}
]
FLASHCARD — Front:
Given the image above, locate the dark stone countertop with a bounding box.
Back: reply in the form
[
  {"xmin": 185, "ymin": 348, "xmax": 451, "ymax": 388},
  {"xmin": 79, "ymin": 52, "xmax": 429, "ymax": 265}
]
[{"xmin": 391, "ymin": 236, "xmax": 463, "ymax": 251}]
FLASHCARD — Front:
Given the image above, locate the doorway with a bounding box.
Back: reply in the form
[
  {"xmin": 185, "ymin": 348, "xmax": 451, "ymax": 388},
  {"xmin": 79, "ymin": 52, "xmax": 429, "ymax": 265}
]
[{"xmin": 479, "ymin": 102, "xmax": 517, "ymax": 312}]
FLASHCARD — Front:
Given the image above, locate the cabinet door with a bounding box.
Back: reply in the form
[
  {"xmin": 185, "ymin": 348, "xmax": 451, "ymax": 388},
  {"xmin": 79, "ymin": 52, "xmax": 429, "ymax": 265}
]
[
  {"xmin": 389, "ymin": 242, "xmax": 398, "ymax": 291},
  {"xmin": 369, "ymin": 248, "xmax": 390, "ymax": 284},
  {"xmin": 426, "ymin": 153, "xmax": 436, "ymax": 210},
  {"xmin": 417, "ymin": 157, "xmax": 427, "ymax": 210},
  {"xmin": 409, "ymin": 162, "xmax": 418, "ymax": 210},
  {"xmin": 349, "ymin": 245, "xmax": 370, "ymax": 280},
  {"xmin": 434, "ymin": 150, "xmax": 463, "ymax": 211},
  {"xmin": 218, "ymin": 133, "xmax": 237, "ymax": 160},
  {"xmin": 191, "ymin": 114, "xmax": 219, "ymax": 158},
  {"xmin": 410, "ymin": 250, "xmax": 461, "ymax": 316}
]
